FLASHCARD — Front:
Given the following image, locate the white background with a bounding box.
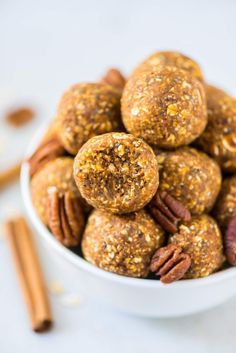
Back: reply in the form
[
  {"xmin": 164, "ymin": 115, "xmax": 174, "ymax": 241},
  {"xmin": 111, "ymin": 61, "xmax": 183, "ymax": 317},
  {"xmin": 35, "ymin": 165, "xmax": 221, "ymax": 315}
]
[{"xmin": 1, "ymin": 0, "xmax": 236, "ymax": 352}]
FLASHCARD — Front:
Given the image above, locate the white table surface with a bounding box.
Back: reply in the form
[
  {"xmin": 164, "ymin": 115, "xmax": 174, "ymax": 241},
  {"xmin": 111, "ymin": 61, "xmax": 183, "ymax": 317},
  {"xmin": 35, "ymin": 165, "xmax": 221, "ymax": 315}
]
[{"xmin": 1, "ymin": 0, "xmax": 236, "ymax": 352}]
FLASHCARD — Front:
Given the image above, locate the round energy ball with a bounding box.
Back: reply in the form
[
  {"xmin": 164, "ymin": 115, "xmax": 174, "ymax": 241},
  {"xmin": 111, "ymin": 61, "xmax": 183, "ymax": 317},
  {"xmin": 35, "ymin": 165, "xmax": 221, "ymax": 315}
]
[
  {"xmin": 196, "ymin": 85, "xmax": 236, "ymax": 173},
  {"xmin": 157, "ymin": 147, "xmax": 222, "ymax": 215},
  {"xmin": 82, "ymin": 209, "xmax": 164, "ymax": 278},
  {"xmin": 57, "ymin": 83, "xmax": 123, "ymax": 154},
  {"xmin": 121, "ymin": 66, "xmax": 207, "ymax": 148},
  {"xmin": 213, "ymin": 175, "xmax": 236, "ymax": 230},
  {"xmin": 74, "ymin": 132, "xmax": 159, "ymax": 213},
  {"xmin": 31, "ymin": 157, "xmax": 83, "ymax": 224},
  {"xmin": 132, "ymin": 51, "xmax": 204, "ymax": 83},
  {"xmin": 31, "ymin": 157, "xmax": 87, "ymax": 247},
  {"xmin": 169, "ymin": 214, "xmax": 223, "ymax": 279}
]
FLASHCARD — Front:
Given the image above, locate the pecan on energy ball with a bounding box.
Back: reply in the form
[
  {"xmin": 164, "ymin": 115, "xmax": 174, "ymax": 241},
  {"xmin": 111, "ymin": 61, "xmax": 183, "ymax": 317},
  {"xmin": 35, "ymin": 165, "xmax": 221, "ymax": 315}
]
[
  {"xmin": 169, "ymin": 214, "xmax": 224, "ymax": 279},
  {"xmin": 56, "ymin": 83, "xmax": 123, "ymax": 155},
  {"xmin": 82, "ymin": 209, "xmax": 164, "ymax": 278},
  {"xmin": 74, "ymin": 132, "xmax": 159, "ymax": 214},
  {"xmin": 28, "ymin": 137, "xmax": 66, "ymax": 177},
  {"xmin": 213, "ymin": 175, "xmax": 236, "ymax": 230},
  {"xmin": 224, "ymin": 217, "xmax": 236, "ymax": 266},
  {"xmin": 31, "ymin": 157, "xmax": 86, "ymax": 246},
  {"xmin": 150, "ymin": 244, "xmax": 191, "ymax": 283},
  {"xmin": 132, "ymin": 51, "xmax": 204, "ymax": 83},
  {"xmin": 121, "ymin": 66, "xmax": 207, "ymax": 148},
  {"xmin": 156, "ymin": 147, "xmax": 222, "ymax": 215},
  {"xmin": 101, "ymin": 68, "xmax": 126, "ymax": 91},
  {"xmin": 149, "ymin": 190, "xmax": 191, "ymax": 234},
  {"xmin": 28, "ymin": 117, "xmax": 69, "ymax": 177},
  {"xmin": 196, "ymin": 85, "xmax": 236, "ymax": 173}
]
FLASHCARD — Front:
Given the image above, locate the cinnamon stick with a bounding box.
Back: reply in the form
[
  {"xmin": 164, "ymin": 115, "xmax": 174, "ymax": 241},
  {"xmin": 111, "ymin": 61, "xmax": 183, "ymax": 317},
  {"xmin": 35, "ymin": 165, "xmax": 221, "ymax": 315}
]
[
  {"xmin": 0, "ymin": 163, "xmax": 21, "ymax": 190},
  {"xmin": 5, "ymin": 217, "xmax": 53, "ymax": 332}
]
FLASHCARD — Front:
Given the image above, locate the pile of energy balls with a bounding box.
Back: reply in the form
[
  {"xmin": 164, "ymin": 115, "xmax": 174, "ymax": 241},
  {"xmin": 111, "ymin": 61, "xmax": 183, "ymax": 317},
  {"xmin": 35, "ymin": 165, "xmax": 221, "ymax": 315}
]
[{"xmin": 29, "ymin": 51, "xmax": 236, "ymax": 284}]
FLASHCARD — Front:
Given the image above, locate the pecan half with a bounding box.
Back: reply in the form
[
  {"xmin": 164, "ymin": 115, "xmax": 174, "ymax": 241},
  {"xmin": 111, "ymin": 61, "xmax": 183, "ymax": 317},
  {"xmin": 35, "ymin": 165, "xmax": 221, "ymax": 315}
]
[
  {"xmin": 47, "ymin": 189, "xmax": 85, "ymax": 247},
  {"xmin": 28, "ymin": 138, "xmax": 65, "ymax": 177},
  {"xmin": 101, "ymin": 68, "xmax": 126, "ymax": 90},
  {"xmin": 224, "ymin": 217, "xmax": 236, "ymax": 265},
  {"xmin": 149, "ymin": 191, "xmax": 191, "ymax": 233},
  {"xmin": 150, "ymin": 244, "xmax": 191, "ymax": 283},
  {"xmin": 6, "ymin": 107, "xmax": 35, "ymax": 127}
]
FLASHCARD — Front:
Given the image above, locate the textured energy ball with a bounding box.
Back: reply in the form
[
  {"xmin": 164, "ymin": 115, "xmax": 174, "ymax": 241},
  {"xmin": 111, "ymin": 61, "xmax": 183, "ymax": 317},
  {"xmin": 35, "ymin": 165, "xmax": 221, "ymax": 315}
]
[
  {"xmin": 82, "ymin": 209, "xmax": 164, "ymax": 278},
  {"xmin": 31, "ymin": 157, "xmax": 83, "ymax": 224},
  {"xmin": 196, "ymin": 85, "xmax": 236, "ymax": 172},
  {"xmin": 157, "ymin": 147, "xmax": 222, "ymax": 215},
  {"xmin": 213, "ymin": 175, "xmax": 236, "ymax": 229},
  {"xmin": 152, "ymin": 148, "xmax": 169, "ymax": 171},
  {"xmin": 57, "ymin": 83, "xmax": 123, "ymax": 154},
  {"xmin": 74, "ymin": 132, "xmax": 159, "ymax": 213},
  {"xmin": 132, "ymin": 51, "xmax": 204, "ymax": 83},
  {"xmin": 121, "ymin": 66, "xmax": 207, "ymax": 148},
  {"xmin": 169, "ymin": 214, "xmax": 223, "ymax": 279}
]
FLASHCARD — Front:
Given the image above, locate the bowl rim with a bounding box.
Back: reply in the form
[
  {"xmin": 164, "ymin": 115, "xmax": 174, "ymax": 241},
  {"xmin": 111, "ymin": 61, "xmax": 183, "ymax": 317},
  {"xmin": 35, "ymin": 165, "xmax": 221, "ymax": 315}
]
[{"xmin": 21, "ymin": 122, "xmax": 236, "ymax": 289}]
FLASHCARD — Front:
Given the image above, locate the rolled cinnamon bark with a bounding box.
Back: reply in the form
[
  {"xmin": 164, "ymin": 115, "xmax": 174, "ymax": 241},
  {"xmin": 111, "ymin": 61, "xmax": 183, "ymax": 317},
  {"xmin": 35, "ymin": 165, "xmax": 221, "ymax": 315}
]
[
  {"xmin": 5, "ymin": 217, "xmax": 53, "ymax": 332},
  {"xmin": 0, "ymin": 163, "xmax": 21, "ymax": 190}
]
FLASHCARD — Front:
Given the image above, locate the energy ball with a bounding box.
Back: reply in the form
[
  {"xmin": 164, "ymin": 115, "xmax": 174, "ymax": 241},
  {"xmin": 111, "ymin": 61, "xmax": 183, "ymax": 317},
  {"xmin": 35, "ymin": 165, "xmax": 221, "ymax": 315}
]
[
  {"xmin": 157, "ymin": 147, "xmax": 222, "ymax": 215},
  {"xmin": 132, "ymin": 51, "xmax": 204, "ymax": 83},
  {"xmin": 121, "ymin": 66, "xmax": 207, "ymax": 148},
  {"xmin": 31, "ymin": 157, "xmax": 87, "ymax": 247},
  {"xmin": 82, "ymin": 209, "xmax": 164, "ymax": 278},
  {"xmin": 196, "ymin": 85, "xmax": 236, "ymax": 172},
  {"xmin": 57, "ymin": 83, "xmax": 123, "ymax": 154},
  {"xmin": 169, "ymin": 214, "xmax": 223, "ymax": 279},
  {"xmin": 213, "ymin": 175, "xmax": 236, "ymax": 229},
  {"xmin": 31, "ymin": 157, "xmax": 83, "ymax": 224},
  {"xmin": 74, "ymin": 132, "xmax": 159, "ymax": 213}
]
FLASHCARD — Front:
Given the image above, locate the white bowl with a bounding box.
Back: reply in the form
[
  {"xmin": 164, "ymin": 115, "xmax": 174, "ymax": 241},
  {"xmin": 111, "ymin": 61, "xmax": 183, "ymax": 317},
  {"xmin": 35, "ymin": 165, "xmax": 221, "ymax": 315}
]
[{"xmin": 21, "ymin": 125, "xmax": 236, "ymax": 318}]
